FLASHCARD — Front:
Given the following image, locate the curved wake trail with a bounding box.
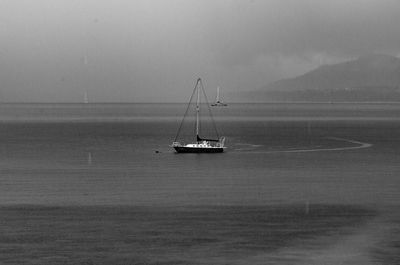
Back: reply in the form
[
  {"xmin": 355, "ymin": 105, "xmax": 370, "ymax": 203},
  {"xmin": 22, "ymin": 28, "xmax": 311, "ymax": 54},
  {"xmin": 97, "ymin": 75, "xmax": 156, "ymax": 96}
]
[{"xmin": 233, "ymin": 137, "xmax": 372, "ymax": 154}]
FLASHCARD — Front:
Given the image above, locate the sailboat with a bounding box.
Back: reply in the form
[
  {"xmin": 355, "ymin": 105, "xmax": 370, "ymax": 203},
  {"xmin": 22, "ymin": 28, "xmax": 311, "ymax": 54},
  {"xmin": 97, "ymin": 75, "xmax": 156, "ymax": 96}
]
[
  {"xmin": 211, "ymin": 86, "xmax": 227, "ymax": 106},
  {"xmin": 83, "ymin": 90, "xmax": 89, "ymax": 104},
  {"xmin": 171, "ymin": 78, "xmax": 226, "ymax": 153}
]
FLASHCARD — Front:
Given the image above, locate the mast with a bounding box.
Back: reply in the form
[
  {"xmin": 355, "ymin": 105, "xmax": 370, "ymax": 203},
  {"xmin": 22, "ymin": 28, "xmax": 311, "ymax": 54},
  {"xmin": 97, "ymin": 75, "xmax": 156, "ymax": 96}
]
[
  {"xmin": 196, "ymin": 78, "xmax": 201, "ymax": 141},
  {"xmin": 216, "ymin": 86, "xmax": 220, "ymax": 102},
  {"xmin": 173, "ymin": 77, "xmax": 221, "ymax": 144}
]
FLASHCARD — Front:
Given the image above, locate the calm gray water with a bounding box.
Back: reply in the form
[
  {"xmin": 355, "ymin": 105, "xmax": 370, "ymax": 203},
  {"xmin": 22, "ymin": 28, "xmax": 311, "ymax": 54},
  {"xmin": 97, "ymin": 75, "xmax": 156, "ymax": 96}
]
[{"xmin": 0, "ymin": 103, "xmax": 399, "ymax": 264}]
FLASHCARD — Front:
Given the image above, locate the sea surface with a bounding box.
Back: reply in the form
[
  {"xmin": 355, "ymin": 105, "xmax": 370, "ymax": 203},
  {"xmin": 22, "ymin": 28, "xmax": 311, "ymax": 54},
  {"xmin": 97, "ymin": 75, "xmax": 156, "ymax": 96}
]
[{"xmin": 0, "ymin": 103, "xmax": 399, "ymax": 264}]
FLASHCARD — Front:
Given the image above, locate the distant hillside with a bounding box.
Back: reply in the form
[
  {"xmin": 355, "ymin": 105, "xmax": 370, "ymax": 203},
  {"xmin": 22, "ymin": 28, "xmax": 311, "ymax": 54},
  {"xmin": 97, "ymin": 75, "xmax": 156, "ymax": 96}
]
[{"xmin": 238, "ymin": 54, "xmax": 400, "ymax": 102}]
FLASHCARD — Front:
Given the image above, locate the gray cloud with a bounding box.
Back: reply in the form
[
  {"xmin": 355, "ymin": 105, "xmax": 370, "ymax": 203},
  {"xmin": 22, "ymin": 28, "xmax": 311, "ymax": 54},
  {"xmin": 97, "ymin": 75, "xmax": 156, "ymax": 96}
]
[{"xmin": 0, "ymin": 0, "xmax": 399, "ymax": 102}]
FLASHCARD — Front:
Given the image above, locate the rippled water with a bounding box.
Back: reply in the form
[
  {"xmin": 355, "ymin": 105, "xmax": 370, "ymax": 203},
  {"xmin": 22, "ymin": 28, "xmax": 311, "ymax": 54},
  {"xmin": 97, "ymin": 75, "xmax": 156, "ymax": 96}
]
[{"xmin": 0, "ymin": 103, "xmax": 399, "ymax": 264}]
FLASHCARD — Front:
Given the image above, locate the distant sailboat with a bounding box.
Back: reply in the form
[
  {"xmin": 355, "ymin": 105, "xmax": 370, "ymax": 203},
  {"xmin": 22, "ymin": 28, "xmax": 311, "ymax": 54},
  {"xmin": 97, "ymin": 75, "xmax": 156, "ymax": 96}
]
[
  {"xmin": 171, "ymin": 78, "xmax": 226, "ymax": 153},
  {"xmin": 211, "ymin": 86, "xmax": 227, "ymax": 106},
  {"xmin": 84, "ymin": 90, "xmax": 89, "ymax": 104}
]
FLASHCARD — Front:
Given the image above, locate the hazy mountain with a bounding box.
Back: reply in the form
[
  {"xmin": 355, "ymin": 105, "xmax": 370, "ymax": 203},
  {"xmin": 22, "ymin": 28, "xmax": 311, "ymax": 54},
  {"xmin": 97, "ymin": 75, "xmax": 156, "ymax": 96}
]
[{"xmin": 234, "ymin": 54, "xmax": 400, "ymax": 102}]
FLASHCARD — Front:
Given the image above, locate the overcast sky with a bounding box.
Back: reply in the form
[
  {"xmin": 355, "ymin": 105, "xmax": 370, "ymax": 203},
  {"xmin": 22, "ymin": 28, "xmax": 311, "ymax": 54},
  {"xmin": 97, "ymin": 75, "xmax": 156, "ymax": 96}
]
[{"xmin": 1, "ymin": 0, "xmax": 400, "ymax": 102}]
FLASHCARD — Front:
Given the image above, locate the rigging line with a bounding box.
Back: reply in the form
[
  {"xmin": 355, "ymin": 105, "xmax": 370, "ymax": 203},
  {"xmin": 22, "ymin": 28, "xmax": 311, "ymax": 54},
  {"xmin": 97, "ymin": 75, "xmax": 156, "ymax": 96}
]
[
  {"xmin": 174, "ymin": 79, "xmax": 199, "ymax": 142},
  {"xmin": 199, "ymin": 79, "xmax": 220, "ymax": 139}
]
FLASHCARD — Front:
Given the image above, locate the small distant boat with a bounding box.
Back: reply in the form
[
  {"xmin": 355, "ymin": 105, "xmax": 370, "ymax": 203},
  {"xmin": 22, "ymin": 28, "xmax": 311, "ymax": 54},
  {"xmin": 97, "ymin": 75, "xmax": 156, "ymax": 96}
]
[
  {"xmin": 171, "ymin": 78, "xmax": 226, "ymax": 153},
  {"xmin": 211, "ymin": 86, "xmax": 227, "ymax": 106},
  {"xmin": 84, "ymin": 90, "xmax": 89, "ymax": 104}
]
